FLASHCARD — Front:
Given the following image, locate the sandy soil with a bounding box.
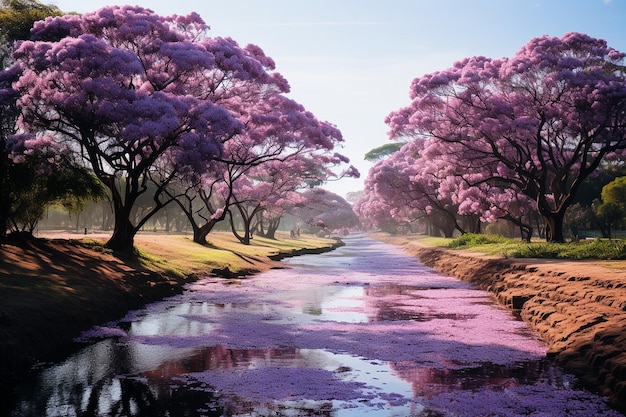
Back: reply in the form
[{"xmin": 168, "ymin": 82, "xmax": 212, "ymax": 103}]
[{"xmin": 376, "ymin": 234, "xmax": 626, "ymax": 411}]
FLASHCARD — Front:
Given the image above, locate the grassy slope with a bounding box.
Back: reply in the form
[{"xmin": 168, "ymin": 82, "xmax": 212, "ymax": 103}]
[{"xmin": 135, "ymin": 231, "xmax": 338, "ymax": 276}]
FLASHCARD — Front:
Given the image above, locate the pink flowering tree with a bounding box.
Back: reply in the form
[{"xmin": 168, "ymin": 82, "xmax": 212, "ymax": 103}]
[
  {"xmin": 6, "ymin": 133, "xmax": 106, "ymax": 233},
  {"xmin": 358, "ymin": 140, "xmax": 465, "ymax": 237},
  {"xmin": 170, "ymin": 90, "xmax": 356, "ymax": 245},
  {"xmin": 355, "ymin": 148, "xmax": 422, "ymax": 234},
  {"xmin": 255, "ymin": 189, "xmax": 306, "ymax": 240},
  {"xmin": 227, "ymin": 150, "xmax": 356, "ymax": 245},
  {"xmin": 420, "ymin": 136, "xmax": 536, "ymax": 240},
  {"xmin": 227, "ymin": 159, "xmax": 303, "ymax": 245},
  {"xmin": 353, "ymin": 192, "xmax": 399, "ymax": 233},
  {"xmin": 0, "ymin": 66, "xmax": 20, "ymax": 236},
  {"xmin": 387, "ymin": 33, "xmax": 626, "ymax": 242},
  {"xmin": 289, "ymin": 188, "xmax": 360, "ymax": 236},
  {"xmin": 358, "ymin": 137, "xmax": 539, "ymax": 239},
  {"xmin": 152, "ymin": 46, "xmax": 291, "ymax": 245},
  {"xmin": 12, "ymin": 6, "xmax": 268, "ymax": 252}
]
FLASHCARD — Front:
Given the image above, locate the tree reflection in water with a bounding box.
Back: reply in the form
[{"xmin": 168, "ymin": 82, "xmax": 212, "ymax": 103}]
[{"xmin": 12, "ymin": 340, "xmax": 342, "ymax": 417}]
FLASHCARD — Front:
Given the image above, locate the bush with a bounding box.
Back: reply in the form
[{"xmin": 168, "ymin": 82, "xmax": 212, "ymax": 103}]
[{"xmin": 447, "ymin": 233, "xmax": 510, "ymax": 248}]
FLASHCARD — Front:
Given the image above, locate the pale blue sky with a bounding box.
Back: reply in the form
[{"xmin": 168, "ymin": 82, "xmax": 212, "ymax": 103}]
[{"xmin": 52, "ymin": 0, "xmax": 626, "ymax": 197}]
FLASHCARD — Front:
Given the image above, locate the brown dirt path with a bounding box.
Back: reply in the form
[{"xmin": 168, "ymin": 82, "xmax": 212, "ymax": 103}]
[{"xmin": 375, "ymin": 234, "xmax": 626, "ymax": 412}]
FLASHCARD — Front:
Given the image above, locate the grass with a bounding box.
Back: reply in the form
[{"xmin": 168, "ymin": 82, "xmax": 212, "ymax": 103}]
[
  {"xmin": 445, "ymin": 233, "xmax": 626, "ymax": 260},
  {"xmin": 130, "ymin": 231, "xmax": 339, "ymax": 277},
  {"xmin": 368, "ymin": 231, "xmax": 626, "ymax": 261}
]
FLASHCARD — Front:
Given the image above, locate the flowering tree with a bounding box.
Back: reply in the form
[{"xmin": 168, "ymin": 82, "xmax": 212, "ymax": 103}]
[
  {"xmin": 6, "ymin": 134, "xmax": 105, "ymax": 233},
  {"xmin": 358, "ymin": 136, "xmax": 543, "ymax": 240},
  {"xmin": 227, "ymin": 150, "xmax": 356, "ymax": 244},
  {"xmin": 357, "ymin": 140, "xmax": 465, "ymax": 237},
  {"xmin": 12, "ymin": 6, "xmax": 265, "ymax": 251},
  {"xmin": 0, "ymin": 0, "xmax": 65, "ymax": 237},
  {"xmin": 227, "ymin": 162, "xmax": 297, "ymax": 245},
  {"xmin": 419, "ymin": 136, "xmax": 536, "ymax": 240},
  {"xmin": 0, "ymin": 66, "xmax": 19, "ymax": 236},
  {"xmin": 387, "ymin": 33, "xmax": 626, "ymax": 242},
  {"xmin": 171, "ymin": 90, "xmax": 356, "ymax": 245},
  {"xmin": 288, "ymin": 188, "xmax": 360, "ymax": 236}
]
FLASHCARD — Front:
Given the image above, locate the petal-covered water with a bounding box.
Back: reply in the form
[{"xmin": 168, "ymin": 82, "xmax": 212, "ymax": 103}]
[{"xmin": 10, "ymin": 235, "xmax": 622, "ymax": 416}]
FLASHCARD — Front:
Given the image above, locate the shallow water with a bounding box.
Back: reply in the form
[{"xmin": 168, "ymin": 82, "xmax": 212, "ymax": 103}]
[{"xmin": 9, "ymin": 234, "xmax": 623, "ymax": 416}]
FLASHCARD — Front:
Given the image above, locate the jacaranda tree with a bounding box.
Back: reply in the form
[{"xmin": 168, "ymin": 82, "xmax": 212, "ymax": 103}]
[
  {"xmin": 0, "ymin": 65, "xmax": 19, "ymax": 236},
  {"xmin": 171, "ymin": 90, "xmax": 354, "ymax": 245},
  {"xmin": 0, "ymin": 0, "xmax": 72, "ymax": 237},
  {"xmin": 12, "ymin": 6, "xmax": 283, "ymax": 252},
  {"xmin": 387, "ymin": 32, "xmax": 626, "ymax": 242}
]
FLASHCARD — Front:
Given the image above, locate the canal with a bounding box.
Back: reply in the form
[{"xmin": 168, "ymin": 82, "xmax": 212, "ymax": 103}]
[{"xmin": 8, "ymin": 235, "xmax": 622, "ymax": 416}]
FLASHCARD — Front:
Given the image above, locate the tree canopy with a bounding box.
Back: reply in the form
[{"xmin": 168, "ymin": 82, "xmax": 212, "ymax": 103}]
[
  {"xmin": 12, "ymin": 6, "xmax": 279, "ymax": 251},
  {"xmin": 376, "ymin": 32, "xmax": 626, "ymax": 242},
  {"xmin": 10, "ymin": 5, "xmax": 357, "ymax": 249}
]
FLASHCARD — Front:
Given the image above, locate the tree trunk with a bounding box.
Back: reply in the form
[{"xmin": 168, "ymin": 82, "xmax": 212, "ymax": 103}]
[
  {"xmin": 194, "ymin": 219, "xmax": 221, "ymax": 245},
  {"xmin": 190, "ymin": 222, "xmax": 203, "ymax": 244},
  {"xmin": 240, "ymin": 216, "xmax": 252, "ymax": 245},
  {"xmin": 104, "ymin": 189, "xmax": 137, "ymax": 253},
  {"xmin": 265, "ymin": 217, "xmax": 281, "ymax": 240},
  {"xmin": 430, "ymin": 211, "xmax": 458, "ymax": 238},
  {"xmin": 0, "ymin": 212, "xmax": 8, "ymax": 237},
  {"xmin": 543, "ymin": 212, "xmax": 565, "ymax": 243},
  {"xmin": 228, "ymin": 209, "xmax": 250, "ymax": 245},
  {"xmin": 463, "ymin": 215, "xmax": 481, "ymax": 234},
  {"xmin": 520, "ymin": 224, "xmax": 533, "ymax": 243},
  {"xmin": 105, "ymin": 216, "xmax": 136, "ymax": 253}
]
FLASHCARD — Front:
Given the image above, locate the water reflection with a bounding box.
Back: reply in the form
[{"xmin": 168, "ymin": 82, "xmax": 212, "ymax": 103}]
[{"xmin": 8, "ymin": 235, "xmax": 623, "ymax": 417}]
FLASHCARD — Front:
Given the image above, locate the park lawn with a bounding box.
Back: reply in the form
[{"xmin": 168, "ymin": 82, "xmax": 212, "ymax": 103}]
[
  {"xmin": 371, "ymin": 231, "xmax": 626, "ymax": 271},
  {"xmin": 134, "ymin": 231, "xmax": 338, "ymax": 277}
]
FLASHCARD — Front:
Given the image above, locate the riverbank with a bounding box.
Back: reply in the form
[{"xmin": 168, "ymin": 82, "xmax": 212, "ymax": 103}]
[
  {"xmin": 0, "ymin": 231, "xmax": 342, "ymax": 393},
  {"xmin": 374, "ymin": 233, "xmax": 626, "ymax": 412}
]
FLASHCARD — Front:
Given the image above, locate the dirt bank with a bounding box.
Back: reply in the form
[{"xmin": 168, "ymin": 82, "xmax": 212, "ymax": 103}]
[{"xmin": 388, "ymin": 238, "xmax": 626, "ymax": 411}]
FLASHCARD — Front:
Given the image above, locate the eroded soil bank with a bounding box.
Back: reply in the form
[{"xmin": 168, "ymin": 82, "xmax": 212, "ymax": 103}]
[{"xmin": 387, "ymin": 237, "xmax": 626, "ymax": 411}]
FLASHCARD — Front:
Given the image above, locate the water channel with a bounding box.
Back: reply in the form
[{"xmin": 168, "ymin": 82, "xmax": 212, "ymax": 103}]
[{"xmin": 8, "ymin": 235, "xmax": 623, "ymax": 416}]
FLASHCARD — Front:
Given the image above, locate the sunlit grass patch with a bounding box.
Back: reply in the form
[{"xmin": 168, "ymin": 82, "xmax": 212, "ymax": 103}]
[
  {"xmin": 447, "ymin": 233, "xmax": 511, "ymax": 248},
  {"xmin": 418, "ymin": 236, "xmax": 450, "ymax": 247},
  {"xmin": 506, "ymin": 238, "xmax": 626, "ymax": 260},
  {"xmin": 446, "ymin": 233, "xmax": 626, "ymax": 260},
  {"xmin": 133, "ymin": 232, "xmax": 338, "ymax": 277},
  {"xmin": 135, "ymin": 234, "xmax": 260, "ymax": 276}
]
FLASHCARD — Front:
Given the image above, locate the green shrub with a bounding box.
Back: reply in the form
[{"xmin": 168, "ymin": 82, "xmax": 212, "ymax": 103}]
[{"xmin": 447, "ymin": 233, "xmax": 510, "ymax": 248}]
